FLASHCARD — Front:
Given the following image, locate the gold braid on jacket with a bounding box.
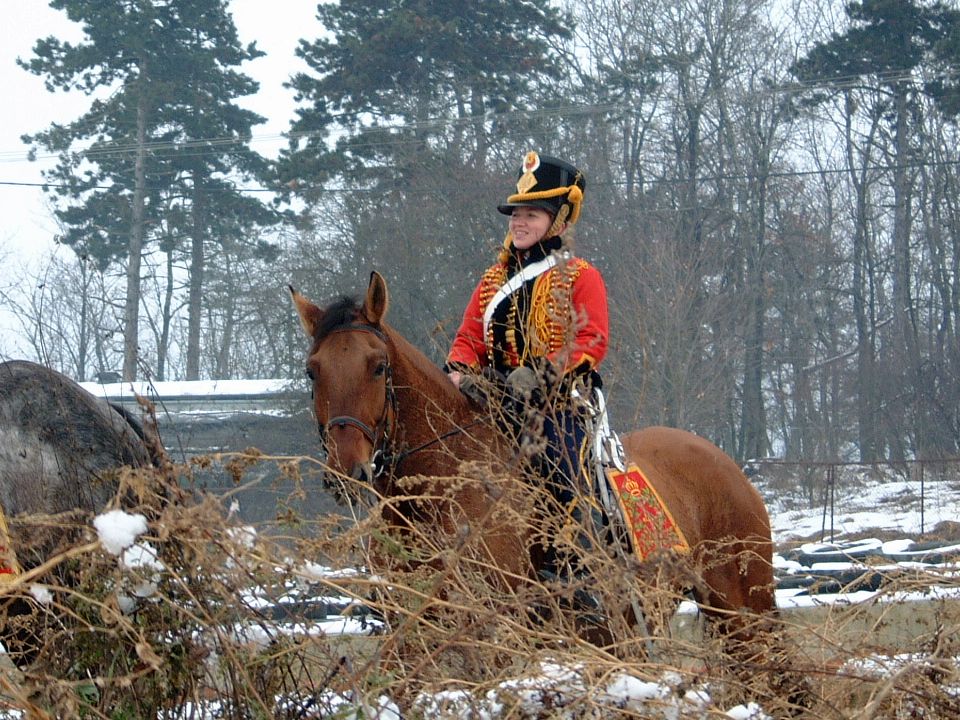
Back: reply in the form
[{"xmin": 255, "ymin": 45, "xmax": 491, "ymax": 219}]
[{"xmin": 478, "ymin": 257, "xmax": 588, "ymax": 368}]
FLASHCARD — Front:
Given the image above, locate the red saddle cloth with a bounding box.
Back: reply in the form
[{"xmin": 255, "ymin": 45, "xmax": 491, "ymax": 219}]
[{"xmin": 606, "ymin": 464, "xmax": 690, "ymax": 561}]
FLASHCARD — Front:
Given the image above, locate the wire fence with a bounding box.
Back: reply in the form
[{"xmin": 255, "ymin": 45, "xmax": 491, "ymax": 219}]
[{"xmin": 745, "ymin": 458, "xmax": 960, "ymax": 542}]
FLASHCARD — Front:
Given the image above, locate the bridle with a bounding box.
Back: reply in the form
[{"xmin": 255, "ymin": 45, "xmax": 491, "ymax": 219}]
[{"xmin": 316, "ymin": 322, "xmax": 398, "ymax": 477}]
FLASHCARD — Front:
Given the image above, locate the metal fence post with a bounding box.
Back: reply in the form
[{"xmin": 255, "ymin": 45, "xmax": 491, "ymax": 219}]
[
  {"xmin": 820, "ymin": 463, "xmax": 837, "ymax": 543},
  {"xmin": 919, "ymin": 460, "xmax": 925, "ymax": 536}
]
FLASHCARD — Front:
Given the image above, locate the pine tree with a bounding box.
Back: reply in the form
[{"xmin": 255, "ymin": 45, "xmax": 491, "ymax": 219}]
[
  {"xmin": 20, "ymin": 0, "xmax": 277, "ymax": 380},
  {"xmin": 282, "ymin": 0, "xmax": 571, "ymax": 188},
  {"xmin": 277, "ymin": 0, "xmax": 572, "ymax": 346}
]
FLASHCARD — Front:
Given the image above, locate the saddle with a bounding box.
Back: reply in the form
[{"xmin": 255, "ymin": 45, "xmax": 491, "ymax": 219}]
[
  {"xmin": 458, "ymin": 368, "xmax": 689, "ymax": 563},
  {"xmin": 576, "ymin": 387, "xmax": 690, "ymax": 562}
]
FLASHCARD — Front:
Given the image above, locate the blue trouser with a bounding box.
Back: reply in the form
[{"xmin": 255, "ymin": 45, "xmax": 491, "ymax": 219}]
[
  {"xmin": 539, "ymin": 408, "xmax": 589, "ymax": 502},
  {"xmin": 531, "ymin": 407, "xmax": 595, "ymax": 571}
]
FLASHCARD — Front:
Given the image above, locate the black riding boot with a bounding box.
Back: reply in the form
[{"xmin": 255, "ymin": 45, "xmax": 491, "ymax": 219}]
[
  {"xmin": 538, "ymin": 500, "xmax": 602, "ymax": 615},
  {"xmin": 513, "ymin": 379, "xmax": 603, "ymax": 615}
]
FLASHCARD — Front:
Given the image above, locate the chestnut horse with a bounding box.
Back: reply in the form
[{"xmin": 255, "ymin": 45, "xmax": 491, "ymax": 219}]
[{"xmin": 291, "ymin": 272, "xmax": 775, "ymax": 649}]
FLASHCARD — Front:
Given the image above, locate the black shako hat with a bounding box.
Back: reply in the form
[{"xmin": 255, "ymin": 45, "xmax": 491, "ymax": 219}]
[{"xmin": 497, "ymin": 151, "xmax": 585, "ymax": 230}]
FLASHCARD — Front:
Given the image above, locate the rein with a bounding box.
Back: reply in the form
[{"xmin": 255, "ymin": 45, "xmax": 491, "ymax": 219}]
[
  {"xmin": 318, "ymin": 321, "xmax": 484, "ymax": 478},
  {"xmin": 383, "ymin": 417, "xmax": 485, "ymax": 468}
]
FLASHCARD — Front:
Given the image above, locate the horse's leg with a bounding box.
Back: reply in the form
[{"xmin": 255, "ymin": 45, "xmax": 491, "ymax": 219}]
[
  {"xmin": 698, "ymin": 536, "xmax": 775, "ymax": 614},
  {"xmin": 690, "ymin": 534, "xmax": 775, "ymax": 663},
  {"xmin": 696, "ymin": 540, "xmax": 813, "ymax": 714}
]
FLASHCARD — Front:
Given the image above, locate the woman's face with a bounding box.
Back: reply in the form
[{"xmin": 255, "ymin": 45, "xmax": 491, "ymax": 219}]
[{"xmin": 508, "ymin": 206, "xmax": 554, "ymax": 250}]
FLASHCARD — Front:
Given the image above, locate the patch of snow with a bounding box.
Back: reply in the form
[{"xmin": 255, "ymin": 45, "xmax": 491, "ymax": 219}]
[
  {"xmin": 28, "ymin": 584, "xmax": 52, "ymax": 605},
  {"xmin": 93, "ymin": 510, "xmax": 148, "ymax": 555}
]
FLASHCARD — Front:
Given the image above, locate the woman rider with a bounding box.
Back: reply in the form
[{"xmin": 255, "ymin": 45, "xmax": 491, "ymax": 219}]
[{"xmin": 444, "ymin": 151, "xmax": 609, "ymax": 597}]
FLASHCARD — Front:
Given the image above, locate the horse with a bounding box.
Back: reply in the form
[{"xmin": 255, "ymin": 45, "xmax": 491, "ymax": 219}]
[
  {"xmin": 0, "ymin": 359, "xmax": 160, "ymax": 666},
  {"xmin": 290, "ymin": 272, "xmax": 776, "ymax": 661}
]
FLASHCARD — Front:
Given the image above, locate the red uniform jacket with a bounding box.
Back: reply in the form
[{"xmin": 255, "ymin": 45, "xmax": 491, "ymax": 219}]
[{"xmin": 448, "ymin": 243, "xmax": 608, "ymax": 377}]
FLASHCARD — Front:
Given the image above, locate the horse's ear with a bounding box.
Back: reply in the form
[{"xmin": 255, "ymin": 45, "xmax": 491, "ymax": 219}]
[
  {"xmin": 362, "ymin": 271, "xmax": 389, "ymax": 324},
  {"xmin": 289, "ymin": 285, "xmax": 324, "ymax": 338}
]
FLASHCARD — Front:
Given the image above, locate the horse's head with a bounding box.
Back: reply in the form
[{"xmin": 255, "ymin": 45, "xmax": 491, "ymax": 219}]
[{"xmin": 290, "ymin": 272, "xmax": 396, "ymax": 493}]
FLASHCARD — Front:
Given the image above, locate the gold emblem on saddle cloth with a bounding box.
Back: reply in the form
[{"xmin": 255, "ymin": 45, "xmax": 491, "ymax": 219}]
[
  {"xmin": 0, "ymin": 503, "xmax": 21, "ymax": 583},
  {"xmin": 606, "ymin": 464, "xmax": 690, "ymax": 561},
  {"xmin": 517, "ymin": 151, "xmax": 540, "ymax": 194}
]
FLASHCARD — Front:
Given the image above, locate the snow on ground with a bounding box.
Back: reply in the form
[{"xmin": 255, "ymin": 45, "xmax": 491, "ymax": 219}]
[
  {"xmin": 759, "ymin": 469, "xmax": 960, "ymax": 544},
  {"xmin": 7, "ymin": 415, "xmax": 960, "ymax": 717}
]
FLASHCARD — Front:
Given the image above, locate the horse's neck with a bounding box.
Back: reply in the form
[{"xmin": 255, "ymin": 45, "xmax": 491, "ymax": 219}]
[
  {"xmin": 386, "ymin": 327, "xmax": 492, "ymax": 471},
  {"xmin": 388, "ymin": 328, "xmax": 472, "ymax": 426}
]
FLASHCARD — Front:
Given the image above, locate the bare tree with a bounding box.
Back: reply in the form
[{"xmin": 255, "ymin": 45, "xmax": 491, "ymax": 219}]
[{"xmin": 0, "ymin": 250, "xmax": 124, "ymax": 380}]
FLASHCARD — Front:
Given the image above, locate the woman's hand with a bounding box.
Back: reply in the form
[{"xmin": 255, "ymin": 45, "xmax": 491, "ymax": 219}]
[{"xmin": 447, "ymin": 370, "xmax": 462, "ymax": 389}]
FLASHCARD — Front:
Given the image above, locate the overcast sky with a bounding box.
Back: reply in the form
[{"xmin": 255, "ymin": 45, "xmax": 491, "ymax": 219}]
[{"xmin": 0, "ymin": 1, "xmax": 317, "ymax": 354}]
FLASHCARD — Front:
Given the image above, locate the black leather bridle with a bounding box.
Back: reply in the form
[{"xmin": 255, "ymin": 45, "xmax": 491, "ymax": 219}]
[{"xmin": 314, "ymin": 322, "xmax": 398, "ymax": 477}]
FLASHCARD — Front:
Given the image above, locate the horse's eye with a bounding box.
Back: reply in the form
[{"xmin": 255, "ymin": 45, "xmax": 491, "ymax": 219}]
[
  {"xmin": 373, "ymin": 361, "xmax": 387, "ymax": 378},
  {"xmin": 305, "ymin": 368, "xmax": 315, "ymax": 381}
]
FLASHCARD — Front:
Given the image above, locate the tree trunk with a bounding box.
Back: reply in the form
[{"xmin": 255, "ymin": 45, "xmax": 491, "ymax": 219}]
[
  {"xmin": 186, "ymin": 176, "xmax": 205, "ymax": 381},
  {"xmin": 77, "ymin": 259, "xmax": 89, "ymax": 382},
  {"xmin": 122, "ymin": 87, "xmax": 149, "ymax": 382},
  {"xmin": 215, "ymin": 252, "xmax": 235, "ymax": 379},
  {"xmin": 737, "ymin": 91, "xmax": 779, "ymax": 462},
  {"xmin": 891, "ymin": 83, "xmax": 920, "ymax": 459},
  {"xmin": 741, "ymin": 186, "xmax": 768, "ymax": 461},
  {"xmin": 845, "ymin": 93, "xmax": 880, "ymax": 462},
  {"xmin": 157, "ymin": 246, "xmax": 175, "ymax": 381}
]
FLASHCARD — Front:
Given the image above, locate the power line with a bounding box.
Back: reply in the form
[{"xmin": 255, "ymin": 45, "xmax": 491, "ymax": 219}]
[
  {"xmin": 5, "ymin": 153, "xmax": 960, "ymax": 198},
  {"xmin": 3, "ymin": 65, "xmax": 957, "ymax": 166},
  {"xmin": 0, "ymin": 178, "xmax": 280, "ymax": 194}
]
